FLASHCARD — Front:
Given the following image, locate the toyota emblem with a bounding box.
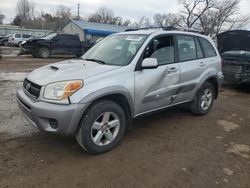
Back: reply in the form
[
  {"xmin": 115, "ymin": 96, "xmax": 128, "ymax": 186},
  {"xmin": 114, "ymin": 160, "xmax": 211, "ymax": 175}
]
[{"xmin": 26, "ymin": 83, "xmax": 31, "ymax": 91}]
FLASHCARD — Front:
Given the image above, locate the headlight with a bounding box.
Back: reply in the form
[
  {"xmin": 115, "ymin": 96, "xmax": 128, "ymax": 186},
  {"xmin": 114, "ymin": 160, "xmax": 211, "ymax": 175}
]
[{"xmin": 43, "ymin": 80, "xmax": 83, "ymax": 100}]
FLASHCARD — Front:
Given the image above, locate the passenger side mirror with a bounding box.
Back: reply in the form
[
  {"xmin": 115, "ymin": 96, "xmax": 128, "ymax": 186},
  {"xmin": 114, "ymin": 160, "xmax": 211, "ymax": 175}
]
[{"xmin": 141, "ymin": 58, "xmax": 158, "ymax": 69}]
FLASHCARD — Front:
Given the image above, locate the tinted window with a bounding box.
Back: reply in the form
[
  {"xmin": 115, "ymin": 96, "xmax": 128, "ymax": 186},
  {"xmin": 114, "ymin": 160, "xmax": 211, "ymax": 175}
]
[
  {"xmin": 195, "ymin": 38, "xmax": 204, "ymax": 59},
  {"xmin": 144, "ymin": 35, "xmax": 175, "ymax": 65},
  {"xmin": 15, "ymin": 34, "xmax": 21, "ymax": 38},
  {"xmin": 54, "ymin": 35, "xmax": 65, "ymax": 40},
  {"xmin": 23, "ymin": 34, "xmax": 31, "ymax": 38},
  {"xmin": 43, "ymin": 33, "xmax": 57, "ymax": 40},
  {"xmin": 54, "ymin": 35, "xmax": 66, "ymax": 45},
  {"xmin": 67, "ymin": 35, "xmax": 77, "ymax": 41},
  {"xmin": 199, "ymin": 37, "xmax": 217, "ymax": 57},
  {"xmin": 177, "ymin": 35, "xmax": 196, "ymax": 62}
]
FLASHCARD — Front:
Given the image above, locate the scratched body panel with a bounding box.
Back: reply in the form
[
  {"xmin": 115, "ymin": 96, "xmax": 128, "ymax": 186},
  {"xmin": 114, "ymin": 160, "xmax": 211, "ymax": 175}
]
[{"xmin": 134, "ymin": 64, "xmax": 180, "ymax": 115}]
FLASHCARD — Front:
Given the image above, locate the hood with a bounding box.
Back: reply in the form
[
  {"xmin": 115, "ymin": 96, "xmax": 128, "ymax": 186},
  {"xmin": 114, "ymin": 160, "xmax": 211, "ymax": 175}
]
[
  {"xmin": 26, "ymin": 59, "xmax": 121, "ymax": 85},
  {"xmin": 217, "ymin": 30, "xmax": 250, "ymax": 53},
  {"xmin": 27, "ymin": 38, "xmax": 45, "ymax": 43}
]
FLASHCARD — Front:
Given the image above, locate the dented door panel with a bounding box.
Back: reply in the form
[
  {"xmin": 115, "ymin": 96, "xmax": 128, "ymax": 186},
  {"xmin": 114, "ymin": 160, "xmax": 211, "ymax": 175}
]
[{"xmin": 134, "ymin": 64, "xmax": 180, "ymax": 115}]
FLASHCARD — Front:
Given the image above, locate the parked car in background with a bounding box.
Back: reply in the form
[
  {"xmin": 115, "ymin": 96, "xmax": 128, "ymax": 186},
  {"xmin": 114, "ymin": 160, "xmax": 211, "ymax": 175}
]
[
  {"xmin": 0, "ymin": 35, "xmax": 4, "ymax": 44},
  {"xmin": 0, "ymin": 34, "xmax": 12, "ymax": 46},
  {"xmin": 218, "ymin": 30, "xmax": 250, "ymax": 84},
  {"xmin": 20, "ymin": 33, "xmax": 95, "ymax": 58},
  {"xmin": 17, "ymin": 28, "xmax": 224, "ymax": 154},
  {"xmin": 8, "ymin": 33, "xmax": 33, "ymax": 46}
]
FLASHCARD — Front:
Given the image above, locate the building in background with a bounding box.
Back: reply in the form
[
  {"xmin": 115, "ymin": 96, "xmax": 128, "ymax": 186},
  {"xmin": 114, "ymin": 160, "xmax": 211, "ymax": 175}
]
[{"xmin": 62, "ymin": 20, "xmax": 129, "ymax": 42}]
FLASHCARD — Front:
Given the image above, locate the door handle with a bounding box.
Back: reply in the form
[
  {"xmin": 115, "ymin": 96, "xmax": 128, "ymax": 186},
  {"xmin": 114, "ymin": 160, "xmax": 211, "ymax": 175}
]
[
  {"xmin": 167, "ymin": 67, "xmax": 178, "ymax": 73},
  {"xmin": 200, "ymin": 62, "xmax": 206, "ymax": 67}
]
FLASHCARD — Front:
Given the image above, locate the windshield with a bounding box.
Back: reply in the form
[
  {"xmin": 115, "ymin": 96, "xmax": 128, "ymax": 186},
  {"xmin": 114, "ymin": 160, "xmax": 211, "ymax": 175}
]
[
  {"xmin": 82, "ymin": 34, "xmax": 147, "ymax": 66},
  {"xmin": 42, "ymin": 33, "xmax": 57, "ymax": 40}
]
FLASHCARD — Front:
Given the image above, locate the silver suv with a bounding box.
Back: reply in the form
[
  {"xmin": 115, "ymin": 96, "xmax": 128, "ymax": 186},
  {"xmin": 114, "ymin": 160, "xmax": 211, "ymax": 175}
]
[
  {"xmin": 8, "ymin": 33, "xmax": 33, "ymax": 46},
  {"xmin": 17, "ymin": 28, "xmax": 224, "ymax": 154}
]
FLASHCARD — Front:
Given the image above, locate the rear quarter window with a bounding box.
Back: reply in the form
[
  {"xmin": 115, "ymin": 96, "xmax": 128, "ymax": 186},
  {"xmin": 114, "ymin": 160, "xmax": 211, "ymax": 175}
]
[
  {"xmin": 177, "ymin": 35, "xmax": 197, "ymax": 62},
  {"xmin": 15, "ymin": 34, "xmax": 21, "ymax": 38},
  {"xmin": 199, "ymin": 37, "xmax": 217, "ymax": 58},
  {"xmin": 23, "ymin": 34, "xmax": 31, "ymax": 38}
]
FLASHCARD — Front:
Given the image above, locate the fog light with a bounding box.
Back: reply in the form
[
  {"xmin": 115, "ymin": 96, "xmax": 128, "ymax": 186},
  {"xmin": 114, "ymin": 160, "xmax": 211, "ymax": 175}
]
[{"xmin": 49, "ymin": 119, "xmax": 58, "ymax": 129}]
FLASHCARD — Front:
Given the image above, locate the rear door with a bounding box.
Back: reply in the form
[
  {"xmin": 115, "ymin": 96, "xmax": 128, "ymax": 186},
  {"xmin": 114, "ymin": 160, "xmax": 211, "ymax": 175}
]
[
  {"xmin": 134, "ymin": 35, "xmax": 181, "ymax": 115},
  {"xmin": 176, "ymin": 35, "xmax": 217, "ymax": 102}
]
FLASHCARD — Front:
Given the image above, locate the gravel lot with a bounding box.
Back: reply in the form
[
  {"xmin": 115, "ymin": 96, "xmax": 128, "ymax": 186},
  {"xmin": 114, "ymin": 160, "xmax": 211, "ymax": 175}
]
[{"xmin": 0, "ymin": 52, "xmax": 250, "ymax": 188}]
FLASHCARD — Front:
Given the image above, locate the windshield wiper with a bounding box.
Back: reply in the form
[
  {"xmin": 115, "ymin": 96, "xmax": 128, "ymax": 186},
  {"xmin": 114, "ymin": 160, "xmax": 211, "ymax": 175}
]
[{"xmin": 82, "ymin": 58, "xmax": 106, "ymax": 64}]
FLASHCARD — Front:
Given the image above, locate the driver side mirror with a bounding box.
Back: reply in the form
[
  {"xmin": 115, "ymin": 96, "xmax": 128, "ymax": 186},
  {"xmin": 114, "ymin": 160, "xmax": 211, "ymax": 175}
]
[{"xmin": 141, "ymin": 58, "xmax": 158, "ymax": 69}]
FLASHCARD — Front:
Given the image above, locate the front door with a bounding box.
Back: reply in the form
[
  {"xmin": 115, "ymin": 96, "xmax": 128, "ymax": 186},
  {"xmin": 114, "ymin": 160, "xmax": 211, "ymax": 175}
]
[
  {"xmin": 134, "ymin": 35, "xmax": 181, "ymax": 116},
  {"xmin": 52, "ymin": 35, "xmax": 68, "ymax": 54}
]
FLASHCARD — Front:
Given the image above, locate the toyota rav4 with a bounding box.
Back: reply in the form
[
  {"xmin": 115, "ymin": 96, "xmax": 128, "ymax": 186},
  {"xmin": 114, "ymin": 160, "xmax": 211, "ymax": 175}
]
[{"xmin": 17, "ymin": 28, "xmax": 224, "ymax": 154}]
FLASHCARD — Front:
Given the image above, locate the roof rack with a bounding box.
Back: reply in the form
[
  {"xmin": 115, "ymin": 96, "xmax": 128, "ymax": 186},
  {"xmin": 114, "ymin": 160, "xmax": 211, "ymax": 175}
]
[{"xmin": 125, "ymin": 26, "xmax": 205, "ymax": 35}]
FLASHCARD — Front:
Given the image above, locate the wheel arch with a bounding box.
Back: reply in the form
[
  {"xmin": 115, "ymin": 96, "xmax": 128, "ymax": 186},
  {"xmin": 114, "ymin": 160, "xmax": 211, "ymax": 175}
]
[
  {"xmin": 76, "ymin": 89, "xmax": 134, "ymax": 133},
  {"xmin": 205, "ymin": 76, "xmax": 219, "ymax": 99}
]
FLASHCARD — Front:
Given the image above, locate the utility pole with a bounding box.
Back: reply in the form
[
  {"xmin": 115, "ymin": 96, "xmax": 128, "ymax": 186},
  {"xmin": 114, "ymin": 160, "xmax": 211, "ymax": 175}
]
[{"xmin": 77, "ymin": 3, "xmax": 80, "ymax": 20}]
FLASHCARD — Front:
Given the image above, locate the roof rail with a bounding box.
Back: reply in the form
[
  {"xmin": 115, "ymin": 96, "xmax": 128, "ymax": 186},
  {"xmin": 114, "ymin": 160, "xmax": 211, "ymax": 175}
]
[{"xmin": 125, "ymin": 26, "xmax": 205, "ymax": 35}]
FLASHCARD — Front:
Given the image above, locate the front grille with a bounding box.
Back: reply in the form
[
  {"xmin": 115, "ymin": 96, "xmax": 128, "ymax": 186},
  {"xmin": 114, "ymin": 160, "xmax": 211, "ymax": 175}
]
[
  {"xmin": 223, "ymin": 64, "xmax": 242, "ymax": 74},
  {"xmin": 23, "ymin": 78, "xmax": 41, "ymax": 99}
]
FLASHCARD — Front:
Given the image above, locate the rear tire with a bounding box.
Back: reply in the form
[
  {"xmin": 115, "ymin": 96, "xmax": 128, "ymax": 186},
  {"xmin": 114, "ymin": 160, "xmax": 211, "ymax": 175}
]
[
  {"xmin": 190, "ymin": 82, "xmax": 215, "ymax": 115},
  {"xmin": 38, "ymin": 47, "xmax": 50, "ymax": 58},
  {"xmin": 76, "ymin": 100, "xmax": 126, "ymax": 154}
]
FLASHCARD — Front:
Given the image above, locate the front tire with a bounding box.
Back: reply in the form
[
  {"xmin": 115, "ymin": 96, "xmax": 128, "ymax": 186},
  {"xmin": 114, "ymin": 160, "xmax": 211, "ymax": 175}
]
[
  {"xmin": 76, "ymin": 100, "xmax": 126, "ymax": 154},
  {"xmin": 38, "ymin": 47, "xmax": 50, "ymax": 58},
  {"xmin": 3, "ymin": 41, "xmax": 8, "ymax": 46},
  {"xmin": 190, "ymin": 82, "xmax": 215, "ymax": 115}
]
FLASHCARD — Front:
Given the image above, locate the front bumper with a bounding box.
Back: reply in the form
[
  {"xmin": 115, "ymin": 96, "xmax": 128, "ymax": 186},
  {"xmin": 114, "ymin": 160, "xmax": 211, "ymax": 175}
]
[
  {"xmin": 224, "ymin": 72, "xmax": 250, "ymax": 84},
  {"xmin": 16, "ymin": 89, "xmax": 89, "ymax": 136},
  {"xmin": 18, "ymin": 46, "xmax": 32, "ymax": 55}
]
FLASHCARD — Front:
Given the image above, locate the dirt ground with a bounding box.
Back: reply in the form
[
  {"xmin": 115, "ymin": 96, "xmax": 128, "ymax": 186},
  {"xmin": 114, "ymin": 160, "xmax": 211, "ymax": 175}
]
[{"xmin": 0, "ymin": 51, "xmax": 250, "ymax": 188}]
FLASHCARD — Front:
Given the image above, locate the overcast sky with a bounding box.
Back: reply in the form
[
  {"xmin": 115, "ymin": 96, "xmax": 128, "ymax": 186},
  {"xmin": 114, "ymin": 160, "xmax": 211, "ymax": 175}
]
[{"xmin": 1, "ymin": 0, "xmax": 250, "ymax": 23}]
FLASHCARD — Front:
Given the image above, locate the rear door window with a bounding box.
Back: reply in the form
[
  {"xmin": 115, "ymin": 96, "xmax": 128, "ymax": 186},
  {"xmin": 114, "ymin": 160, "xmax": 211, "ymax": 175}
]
[
  {"xmin": 23, "ymin": 34, "xmax": 31, "ymax": 38},
  {"xmin": 15, "ymin": 34, "xmax": 21, "ymax": 38},
  {"xmin": 199, "ymin": 37, "xmax": 217, "ymax": 58},
  {"xmin": 177, "ymin": 35, "xmax": 197, "ymax": 62}
]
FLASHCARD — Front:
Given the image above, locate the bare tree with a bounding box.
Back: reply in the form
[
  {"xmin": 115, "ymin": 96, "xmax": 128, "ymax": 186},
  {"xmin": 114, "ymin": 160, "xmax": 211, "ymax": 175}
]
[
  {"xmin": 153, "ymin": 13, "xmax": 182, "ymax": 27},
  {"xmin": 88, "ymin": 6, "xmax": 114, "ymax": 24},
  {"xmin": 55, "ymin": 5, "xmax": 71, "ymax": 20},
  {"xmin": 16, "ymin": 0, "xmax": 36, "ymax": 25},
  {"xmin": 55, "ymin": 5, "xmax": 71, "ymax": 30},
  {"xmin": 133, "ymin": 16, "xmax": 152, "ymax": 28},
  {"xmin": 179, "ymin": 0, "xmax": 215, "ymax": 28},
  {"xmin": 199, "ymin": 0, "xmax": 249, "ymax": 37},
  {"xmin": 87, "ymin": 6, "xmax": 131, "ymax": 26}
]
